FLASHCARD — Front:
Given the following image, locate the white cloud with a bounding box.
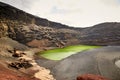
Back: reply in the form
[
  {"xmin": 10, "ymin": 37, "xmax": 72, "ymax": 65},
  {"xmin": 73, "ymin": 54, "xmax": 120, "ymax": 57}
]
[
  {"xmin": 100, "ymin": 0, "xmax": 120, "ymax": 6},
  {"xmin": 0, "ymin": 0, "xmax": 120, "ymax": 27}
]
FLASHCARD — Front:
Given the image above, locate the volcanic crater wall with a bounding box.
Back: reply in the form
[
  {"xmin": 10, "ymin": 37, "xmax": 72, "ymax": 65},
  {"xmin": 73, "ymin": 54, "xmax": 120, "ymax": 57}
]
[{"xmin": 0, "ymin": 2, "xmax": 120, "ymax": 47}]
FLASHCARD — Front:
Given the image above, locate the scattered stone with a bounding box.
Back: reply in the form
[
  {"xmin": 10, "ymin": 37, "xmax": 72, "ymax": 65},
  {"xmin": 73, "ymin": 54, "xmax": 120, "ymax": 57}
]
[
  {"xmin": 12, "ymin": 48, "xmax": 26, "ymax": 57},
  {"xmin": 0, "ymin": 63, "xmax": 39, "ymax": 80},
  {"xmin": 7, "ymin": 49, "xmax": 13, "ymax": 53},
  {"xmin": 8, "ymin": 59, "xmax": 33, "ymax": 69},
  {"xmin": 55, "ymin": 41, "xmax": 65, "ymax": 48}
]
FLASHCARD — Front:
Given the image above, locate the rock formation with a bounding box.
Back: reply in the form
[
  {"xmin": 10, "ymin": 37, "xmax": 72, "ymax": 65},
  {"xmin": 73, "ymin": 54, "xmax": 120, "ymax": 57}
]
[
  {"xmin": 77, "ymin": 74, "xmax": 110, "ymax": 80},
  {"xmin": 0, "ymin": 2, "xmax": 82, "ymax": 48},
  {"xmin": 1, "ymin": 2, "xmax": 120, "ymax": 49},
  {"xmin": 0, "ymin": 37, "xmax": 55, "ymax": 80}
]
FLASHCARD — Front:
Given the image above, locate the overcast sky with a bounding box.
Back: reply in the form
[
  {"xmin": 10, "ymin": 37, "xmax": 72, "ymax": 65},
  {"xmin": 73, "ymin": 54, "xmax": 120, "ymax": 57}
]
[{"xmin": 0, "ymin": 0, "xmax": 120, "ymax": 27}]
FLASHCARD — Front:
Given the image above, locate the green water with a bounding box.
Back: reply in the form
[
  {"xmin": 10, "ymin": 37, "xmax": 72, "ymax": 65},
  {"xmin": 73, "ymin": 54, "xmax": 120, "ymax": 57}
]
[{"xmin": 37, "ymin": 45, "xmax": 100, "ymax": 60}]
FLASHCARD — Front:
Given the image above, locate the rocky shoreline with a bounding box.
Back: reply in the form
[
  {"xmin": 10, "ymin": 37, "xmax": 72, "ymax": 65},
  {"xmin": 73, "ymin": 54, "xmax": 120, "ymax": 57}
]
[
  {"xmin": 0, "ymin": 37, "xmax": 55, "ymax": 80},
  {"xmin": 8, "ymin": 48, "xmax": 56, "ymax": 80}
]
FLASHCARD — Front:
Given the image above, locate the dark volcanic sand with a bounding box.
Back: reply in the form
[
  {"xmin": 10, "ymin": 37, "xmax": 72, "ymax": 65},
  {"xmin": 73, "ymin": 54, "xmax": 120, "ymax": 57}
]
[{"xmin": 51, "ymin": 46, "xmax": 120, "ymax": 80}]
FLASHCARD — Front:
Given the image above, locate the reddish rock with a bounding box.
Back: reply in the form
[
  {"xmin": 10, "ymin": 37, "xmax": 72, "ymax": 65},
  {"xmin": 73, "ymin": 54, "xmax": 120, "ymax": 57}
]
[
  {"xmin": 77, "ymin": 74, "xmax": 110, "ymax": 80},
  {"xmin": 0, "ymin": 63, "xmax": 39, "ymax": 80}
]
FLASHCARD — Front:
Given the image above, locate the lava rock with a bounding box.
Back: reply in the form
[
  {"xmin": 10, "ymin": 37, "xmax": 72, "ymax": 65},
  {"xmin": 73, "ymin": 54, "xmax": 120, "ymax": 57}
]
[{"xmin": 77, "ymin": 74, "xmax": 110, "ymax": 80}]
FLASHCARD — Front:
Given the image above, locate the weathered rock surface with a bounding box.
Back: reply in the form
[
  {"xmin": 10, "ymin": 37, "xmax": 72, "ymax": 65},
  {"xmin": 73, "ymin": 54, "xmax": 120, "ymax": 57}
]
[
  {"xmin": 0, "ymin": 2, "xmax": 81, "ymax": 48},
  {"xmin": 0, "ymin": 37, "xmax": 55, "ymax": 80},
  {"xmin": 0, "ymin": 2, "xmax": 120, "ymax": 48},
  {"xmin": 51, "ymin": 46, "xmax": 120, "ymax": 80},
  {"xmin": 77, "ymin": 74, "xmax": 110, "ymax": 80},
  {"xmin": 0, "ymin": 62, "xmax": 39, "ymax": 80}
]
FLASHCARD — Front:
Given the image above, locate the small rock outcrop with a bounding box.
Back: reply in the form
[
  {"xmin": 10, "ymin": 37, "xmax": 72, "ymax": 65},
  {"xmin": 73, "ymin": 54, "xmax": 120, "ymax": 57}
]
[
  {"xmin": 8, "ymin": 58, "xmax": 33, "ymax": 69},
  {"xmin": 77, "ymin": 74, "xmax": 110, "ymax": 80}
]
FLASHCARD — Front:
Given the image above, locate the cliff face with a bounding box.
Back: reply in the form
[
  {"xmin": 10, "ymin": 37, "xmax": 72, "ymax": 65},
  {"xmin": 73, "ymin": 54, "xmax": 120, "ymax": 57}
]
[
  {"xmin": 0, "ymin": 2, "xmax": 82, "ymax": 48},
  {"xmin": 0, "ymin": 2, "xmax": 120, "ymax": 48}
]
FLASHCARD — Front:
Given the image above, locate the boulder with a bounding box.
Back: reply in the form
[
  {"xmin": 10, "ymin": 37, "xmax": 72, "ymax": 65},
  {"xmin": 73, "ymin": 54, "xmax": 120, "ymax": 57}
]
[{"xmin": 77, "ymin": 74, "xmax": 110, "ymax": 80}]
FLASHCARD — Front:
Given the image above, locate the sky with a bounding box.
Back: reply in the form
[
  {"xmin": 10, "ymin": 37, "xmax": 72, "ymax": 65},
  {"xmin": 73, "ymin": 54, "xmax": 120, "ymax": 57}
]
[{"xmin": 0, "ymin": 0, "xmax": 120, "ymax": 27}]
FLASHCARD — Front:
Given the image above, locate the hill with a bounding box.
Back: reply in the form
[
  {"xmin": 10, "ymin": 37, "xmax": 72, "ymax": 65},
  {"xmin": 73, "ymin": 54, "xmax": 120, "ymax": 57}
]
[
  {"xmin": 79, "ymin": 22, "xmax": 120, "ymax": 45},
  {"xmin": 1, "ymin": 2, "xmax": 120, "ymax": 48},
  {"xmin": 0, "ymin": 2, "xmax": 82, "ymax": 49}
]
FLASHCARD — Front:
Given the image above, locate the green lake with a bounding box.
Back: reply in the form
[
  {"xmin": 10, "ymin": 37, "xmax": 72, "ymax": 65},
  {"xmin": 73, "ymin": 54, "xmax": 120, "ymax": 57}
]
[{"xmin": 37, "ymin": 45, "xmax": 100, "ymax": 60}]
